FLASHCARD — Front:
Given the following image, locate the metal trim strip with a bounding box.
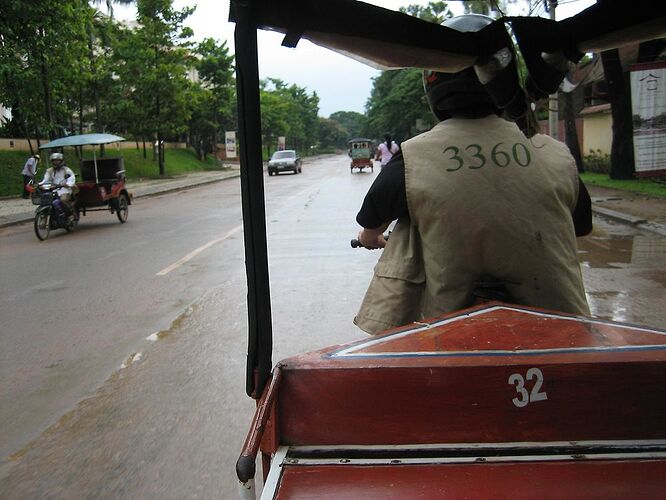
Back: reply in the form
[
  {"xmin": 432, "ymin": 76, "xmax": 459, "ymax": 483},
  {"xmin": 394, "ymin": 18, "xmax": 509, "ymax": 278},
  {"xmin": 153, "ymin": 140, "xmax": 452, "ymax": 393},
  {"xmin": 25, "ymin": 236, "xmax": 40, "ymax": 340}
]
[
  {"xmin": 282, "ymin": 452, "xmax": 666, "ymax": 466},
  {"xmin": 260, "ymin": 446, "xmax": 289, "ymax": 500}
]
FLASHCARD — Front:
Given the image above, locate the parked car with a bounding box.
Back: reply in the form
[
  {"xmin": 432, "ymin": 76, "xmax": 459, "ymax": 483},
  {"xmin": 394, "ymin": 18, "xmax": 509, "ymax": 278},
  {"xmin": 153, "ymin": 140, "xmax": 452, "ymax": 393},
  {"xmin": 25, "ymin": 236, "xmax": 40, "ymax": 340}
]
[{"xmin": 268, "ymin": 149, "xmax": 302, "ymax": 175}]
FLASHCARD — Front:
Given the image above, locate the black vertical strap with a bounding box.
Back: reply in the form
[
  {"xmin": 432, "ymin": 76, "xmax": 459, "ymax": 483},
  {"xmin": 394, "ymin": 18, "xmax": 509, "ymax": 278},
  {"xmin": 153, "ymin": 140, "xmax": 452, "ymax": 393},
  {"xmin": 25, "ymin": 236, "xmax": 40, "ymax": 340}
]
[{"xmin": 234, "ymin": 1, "xmax": 273, "ymax": 398}]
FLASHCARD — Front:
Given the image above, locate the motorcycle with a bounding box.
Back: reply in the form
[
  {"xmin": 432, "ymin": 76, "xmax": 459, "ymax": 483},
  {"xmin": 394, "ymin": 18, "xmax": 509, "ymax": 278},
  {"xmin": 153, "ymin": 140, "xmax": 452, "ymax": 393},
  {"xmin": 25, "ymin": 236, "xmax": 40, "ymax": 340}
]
[{"xmin": 31, "ymin": 182, "xmax": 77, "ymax": 241}]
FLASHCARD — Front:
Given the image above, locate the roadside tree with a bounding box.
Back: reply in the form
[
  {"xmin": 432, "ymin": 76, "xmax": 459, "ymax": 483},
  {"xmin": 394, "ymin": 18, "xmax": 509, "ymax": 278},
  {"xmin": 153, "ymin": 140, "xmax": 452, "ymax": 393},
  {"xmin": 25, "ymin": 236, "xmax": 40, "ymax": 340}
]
[
  {"xmin": 329, "ymin": 111, "xmax": 366, "ymax": 140},
  {"xmin": 189, "ymin": 38, "xmax": 235, "ymax": 161},
  {"xmin": 115, "ymin": 0, "xmax": 194, "ymax": 175}
]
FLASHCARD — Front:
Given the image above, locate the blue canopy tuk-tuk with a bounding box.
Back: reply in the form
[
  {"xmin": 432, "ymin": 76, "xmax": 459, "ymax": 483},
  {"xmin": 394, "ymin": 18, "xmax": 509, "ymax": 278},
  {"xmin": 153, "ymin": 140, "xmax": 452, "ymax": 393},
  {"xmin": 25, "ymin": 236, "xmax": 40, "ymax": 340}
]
[{"xmin": 38, "ymin": 133, "xmax": 131, "ymax": 225}]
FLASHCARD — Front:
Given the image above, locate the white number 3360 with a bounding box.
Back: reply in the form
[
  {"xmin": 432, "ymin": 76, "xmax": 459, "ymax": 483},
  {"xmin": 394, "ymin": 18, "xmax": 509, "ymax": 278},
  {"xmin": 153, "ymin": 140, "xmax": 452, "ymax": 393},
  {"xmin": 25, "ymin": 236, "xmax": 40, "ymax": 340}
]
[{"xmin": 508, "ymin": 367, "xmax": 548, "ymax": 408}]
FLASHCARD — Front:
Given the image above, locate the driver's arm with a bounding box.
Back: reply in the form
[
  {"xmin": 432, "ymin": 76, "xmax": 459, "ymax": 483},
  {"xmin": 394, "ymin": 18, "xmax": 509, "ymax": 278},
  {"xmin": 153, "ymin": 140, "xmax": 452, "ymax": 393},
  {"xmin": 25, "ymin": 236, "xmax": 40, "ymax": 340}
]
[
  {"xmin": 356, "ymin": 153, "xmax": 408, "ymax": 248},
  {"xmin": 64, "ymin": 169, "xmax": 76, "ymax": 187},
  {"xmin": 572, "ymin": 178, "xmax": 592, "ymax": 236}
]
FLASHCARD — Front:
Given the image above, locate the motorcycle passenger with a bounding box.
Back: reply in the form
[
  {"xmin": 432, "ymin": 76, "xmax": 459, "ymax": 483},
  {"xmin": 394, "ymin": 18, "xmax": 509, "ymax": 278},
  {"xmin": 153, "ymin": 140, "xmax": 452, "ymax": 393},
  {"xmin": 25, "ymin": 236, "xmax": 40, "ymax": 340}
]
[
  {"xmin": 354, "ymin": 14, "xmax": 592, "ymax": 335},
  {"xmin": 375, "ymin": 134, "xmax": 399, "ymax": 168},
  {"xmin": 41, "ymin": 152, "xmax": 76, "ymax": 219}
]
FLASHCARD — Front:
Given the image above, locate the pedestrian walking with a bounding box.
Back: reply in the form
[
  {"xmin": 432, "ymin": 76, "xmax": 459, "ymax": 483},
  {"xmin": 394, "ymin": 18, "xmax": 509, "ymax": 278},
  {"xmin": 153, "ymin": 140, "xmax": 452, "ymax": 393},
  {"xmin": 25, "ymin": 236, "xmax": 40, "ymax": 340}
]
[{"xmin": 21, "ymin": 154, "xmax": 40, "ymax": 198}]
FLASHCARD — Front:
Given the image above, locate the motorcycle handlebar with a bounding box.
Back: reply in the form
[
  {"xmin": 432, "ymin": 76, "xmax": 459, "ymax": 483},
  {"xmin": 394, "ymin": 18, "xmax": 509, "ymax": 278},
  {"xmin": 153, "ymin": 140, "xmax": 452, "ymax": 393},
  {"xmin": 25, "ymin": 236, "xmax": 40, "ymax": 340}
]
[{"xmin": 351, "ymin": 231, "xmax": 390, "ymax": 249}]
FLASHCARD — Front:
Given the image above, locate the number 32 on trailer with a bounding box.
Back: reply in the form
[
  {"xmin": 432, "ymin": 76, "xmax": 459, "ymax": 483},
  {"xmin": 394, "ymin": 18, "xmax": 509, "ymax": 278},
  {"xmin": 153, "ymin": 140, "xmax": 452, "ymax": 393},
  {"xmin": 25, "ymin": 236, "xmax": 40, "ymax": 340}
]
[{"xmin": 508, "ymin": 367, "xmax": 548, "ymax": 408}]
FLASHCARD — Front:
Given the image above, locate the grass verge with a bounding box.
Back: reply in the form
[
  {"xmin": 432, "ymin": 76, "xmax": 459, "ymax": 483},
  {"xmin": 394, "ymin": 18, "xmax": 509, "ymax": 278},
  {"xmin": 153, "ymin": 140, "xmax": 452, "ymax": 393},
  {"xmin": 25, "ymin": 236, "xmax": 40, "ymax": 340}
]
[
  {"xmin": 0, "ymin": 147, "xmax": 230, "ymax": 197},
  {"xmin": 580, "ymin": 172, "xmax": 666, "ymax": 199}
]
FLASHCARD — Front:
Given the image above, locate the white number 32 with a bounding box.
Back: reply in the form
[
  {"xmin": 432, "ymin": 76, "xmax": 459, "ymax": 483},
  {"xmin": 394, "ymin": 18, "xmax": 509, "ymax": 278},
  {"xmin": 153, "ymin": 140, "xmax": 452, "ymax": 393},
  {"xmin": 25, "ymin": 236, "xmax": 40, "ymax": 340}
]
[{"xmin": 508, "ymin": 367, "xmax": 548, "ymax": 408}]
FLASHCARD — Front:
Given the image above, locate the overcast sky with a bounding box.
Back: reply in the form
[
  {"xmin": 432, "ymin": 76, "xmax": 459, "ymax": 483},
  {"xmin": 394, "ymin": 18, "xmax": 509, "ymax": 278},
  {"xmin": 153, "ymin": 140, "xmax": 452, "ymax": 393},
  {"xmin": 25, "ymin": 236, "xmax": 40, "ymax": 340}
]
[{"xmin": 115, "ymin": 0, "xmax": 595, "ymax": 117}]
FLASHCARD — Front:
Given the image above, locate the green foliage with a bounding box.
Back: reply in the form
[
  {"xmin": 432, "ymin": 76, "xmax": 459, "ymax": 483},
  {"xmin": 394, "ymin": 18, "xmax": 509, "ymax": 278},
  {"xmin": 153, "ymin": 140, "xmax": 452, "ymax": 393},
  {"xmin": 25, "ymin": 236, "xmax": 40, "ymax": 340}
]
[
  {"xmin": 399, "ymin": 2, "xmax": 451, "ymax": 24},
  {"xmin": 365, "ymin": 68, "xmax": 433, "ymax": 143},
  {"xmin": 0, "ymin": 0, "xmax": 92, "ymax": 139},
  {"xmin": 463, "ymin": 0, "xmax": 516, "ymax": 16},
  {"xmin": 364, "ymin": 2, "xmax": 453, "ymax": 143},
  {"xmin": 122, "ymin": 0, "xmax": 195, "ymax": 174},
  {"xmin": 317, "ymin": 117, "xmax": 348, "ymax": 150},
  {"xmin": 0, "ymin": 151, "xmax": 37, "ymax": 197},
  {"xmin": 1, "ymin": 0, "xmax": 328, "ymax": 167},
  {"xmin": 328, "ymin": 111, "xmax": 366, "ymax": 139},
  {"xmin": 118, "ymin": 147, "xmax": 223, "ymax": 178},
  {"xmin": 583, "ymin": 149, "xmax": 611, "ymax": 174},
  {"xmin": 0, "ymin": 0, "xmax": 239, "ymax": 175},
  {"xmin": 259, "ymin": 78, "xmax": 319, "ymax": 155},
  {"xmin": 188, "ymin": 38, "xmax": 236, "ymax": 160}
]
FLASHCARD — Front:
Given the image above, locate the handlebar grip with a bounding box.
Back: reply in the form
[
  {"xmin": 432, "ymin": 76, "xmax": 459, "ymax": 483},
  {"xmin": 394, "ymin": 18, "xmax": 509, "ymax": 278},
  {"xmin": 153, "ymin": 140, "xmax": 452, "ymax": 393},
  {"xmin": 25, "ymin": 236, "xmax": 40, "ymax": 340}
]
[{"xmin": 351, "ymin": 239, "xmax": 362, "ymax": 248}]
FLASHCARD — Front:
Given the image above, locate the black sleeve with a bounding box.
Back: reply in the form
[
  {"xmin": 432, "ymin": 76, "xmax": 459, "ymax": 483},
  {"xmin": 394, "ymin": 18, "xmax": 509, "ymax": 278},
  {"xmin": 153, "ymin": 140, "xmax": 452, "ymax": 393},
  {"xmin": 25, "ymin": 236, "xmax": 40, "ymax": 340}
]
[
  {"xmin": 572, "ymin": 178, "xmax": 592, "ymax": 237},
  {"xmin": 356, "ymin": 152, "xmax": 409, "ymax": 229}
]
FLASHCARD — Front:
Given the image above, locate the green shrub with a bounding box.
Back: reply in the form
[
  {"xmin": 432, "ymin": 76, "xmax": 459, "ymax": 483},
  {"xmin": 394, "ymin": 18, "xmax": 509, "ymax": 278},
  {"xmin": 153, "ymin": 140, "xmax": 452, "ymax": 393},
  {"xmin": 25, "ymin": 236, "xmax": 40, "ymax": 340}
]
[{"xmin": 583, "ymin": 149, "xmax": 611, "ymax": 174}]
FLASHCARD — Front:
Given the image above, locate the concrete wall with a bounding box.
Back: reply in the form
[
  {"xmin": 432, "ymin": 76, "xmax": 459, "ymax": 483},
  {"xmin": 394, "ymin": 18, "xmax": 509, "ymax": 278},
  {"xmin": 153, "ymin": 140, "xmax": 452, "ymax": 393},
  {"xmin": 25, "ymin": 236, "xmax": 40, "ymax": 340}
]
[
  {"xmin": 581, "ymin": 113, "xmax": 612, "ymax": 155},
  {"xmin": 0, "ymin": 138, "xmax": 48, "ymax": 151},
  {"xmin": 0, "ymin": 138, "xmax": 188, "ymax": 151}
]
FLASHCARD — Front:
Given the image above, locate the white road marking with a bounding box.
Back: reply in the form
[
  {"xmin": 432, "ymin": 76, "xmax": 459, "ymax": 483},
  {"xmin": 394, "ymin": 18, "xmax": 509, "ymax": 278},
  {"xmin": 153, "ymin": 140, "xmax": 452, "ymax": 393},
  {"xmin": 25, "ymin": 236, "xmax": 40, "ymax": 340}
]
[{"xmin": 156, "ymin": 225, "xmax": 242, "ymax": 276}]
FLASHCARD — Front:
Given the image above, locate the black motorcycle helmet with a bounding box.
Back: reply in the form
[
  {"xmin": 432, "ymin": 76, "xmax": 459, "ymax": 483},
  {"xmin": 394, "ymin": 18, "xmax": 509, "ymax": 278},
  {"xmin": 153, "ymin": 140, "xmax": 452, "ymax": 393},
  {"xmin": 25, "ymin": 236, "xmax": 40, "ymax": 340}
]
[{"xmin": 423, "ymin": 14, "xmax": 501, "ymax": 121}]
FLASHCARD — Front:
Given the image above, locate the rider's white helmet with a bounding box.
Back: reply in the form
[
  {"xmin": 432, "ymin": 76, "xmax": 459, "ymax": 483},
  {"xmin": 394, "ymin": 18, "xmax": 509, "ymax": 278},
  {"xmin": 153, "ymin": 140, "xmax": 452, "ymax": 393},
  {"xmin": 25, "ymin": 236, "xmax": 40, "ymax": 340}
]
[{"xmin": 49, "ymin": 152, "xmax": 64, "ymax": 163}]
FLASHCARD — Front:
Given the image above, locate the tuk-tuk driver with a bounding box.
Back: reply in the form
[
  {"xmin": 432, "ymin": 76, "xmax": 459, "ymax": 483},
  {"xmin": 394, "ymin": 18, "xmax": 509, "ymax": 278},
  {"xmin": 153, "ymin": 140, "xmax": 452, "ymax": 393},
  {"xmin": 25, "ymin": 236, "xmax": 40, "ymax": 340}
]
[
  {"xmin": 354, "ymin": 14, "xmax": 592, "ymax": 335},
  {"xmin": 42, "ymin": 152, "xmax": 77, "ymax": 217}
]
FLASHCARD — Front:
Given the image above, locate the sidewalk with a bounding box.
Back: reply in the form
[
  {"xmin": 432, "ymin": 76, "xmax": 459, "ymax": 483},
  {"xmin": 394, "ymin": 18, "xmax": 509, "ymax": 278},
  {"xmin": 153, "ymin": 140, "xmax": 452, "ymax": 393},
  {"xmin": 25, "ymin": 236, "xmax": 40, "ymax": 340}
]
[
  {"xmin": 0, "ymin": 168, "xmax": 240, "ymax": 228},
  {"xmin": 586, "ymin": 184, "xmax": 666, "ymax": 237},
  {"xmin": 1, "ymin": 168, "xmax": 664, "ymax": 236}
]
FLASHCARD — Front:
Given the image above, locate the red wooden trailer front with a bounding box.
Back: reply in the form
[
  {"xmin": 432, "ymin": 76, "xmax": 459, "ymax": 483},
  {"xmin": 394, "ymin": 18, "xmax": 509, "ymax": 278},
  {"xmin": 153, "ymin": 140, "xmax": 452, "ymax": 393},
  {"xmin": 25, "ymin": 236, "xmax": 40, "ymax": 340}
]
[{"xmin": 239, "ymin": 304, "xmax": 666, "ymax": 498}]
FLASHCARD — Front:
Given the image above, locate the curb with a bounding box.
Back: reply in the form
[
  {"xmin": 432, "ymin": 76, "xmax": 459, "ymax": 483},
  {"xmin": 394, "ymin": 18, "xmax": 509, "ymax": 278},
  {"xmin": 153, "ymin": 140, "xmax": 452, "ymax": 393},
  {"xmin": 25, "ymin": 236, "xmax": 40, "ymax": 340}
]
[
  {"xmin": 129, "ymin": 173, "xmax": 239, "ymax": 199},
  {"xmin": 591, "ymin": 205, "xmax": 666, "ymax": 237},
  {"xmin": 591, "ymin": 206, "xmax": 647, "ymax": 225},
  {"xmin": 0, "ymin": 173, "xmax": 240, "ymax": 229}
]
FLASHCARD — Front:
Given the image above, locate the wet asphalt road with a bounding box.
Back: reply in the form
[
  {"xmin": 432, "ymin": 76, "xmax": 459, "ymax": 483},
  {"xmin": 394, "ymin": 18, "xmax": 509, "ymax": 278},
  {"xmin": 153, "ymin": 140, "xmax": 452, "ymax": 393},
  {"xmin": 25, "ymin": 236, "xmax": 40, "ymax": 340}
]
[{"xmin": 1, "ymin": 154, "xmax": 665, "ymax": 497}]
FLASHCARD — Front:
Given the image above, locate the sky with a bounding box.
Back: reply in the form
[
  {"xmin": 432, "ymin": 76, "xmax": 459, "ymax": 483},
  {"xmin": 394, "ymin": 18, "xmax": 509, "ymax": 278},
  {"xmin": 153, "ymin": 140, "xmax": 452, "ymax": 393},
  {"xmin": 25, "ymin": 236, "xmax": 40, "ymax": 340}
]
[{"xmin": 115, "ymin": 0, "xmax": 595, "ymax": 118}]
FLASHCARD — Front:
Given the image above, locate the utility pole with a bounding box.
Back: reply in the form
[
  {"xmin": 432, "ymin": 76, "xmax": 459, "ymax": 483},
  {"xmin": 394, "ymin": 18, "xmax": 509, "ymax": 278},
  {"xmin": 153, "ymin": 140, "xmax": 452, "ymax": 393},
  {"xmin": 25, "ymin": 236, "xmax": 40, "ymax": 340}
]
[{"xmin": 546, "ymin": 0, "xmax": 559, "ymax": 139}]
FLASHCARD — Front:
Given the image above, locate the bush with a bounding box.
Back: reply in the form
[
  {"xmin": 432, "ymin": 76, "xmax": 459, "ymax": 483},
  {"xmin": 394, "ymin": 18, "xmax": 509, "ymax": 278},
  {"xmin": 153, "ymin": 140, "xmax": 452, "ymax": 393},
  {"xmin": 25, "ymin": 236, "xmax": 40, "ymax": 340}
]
[{"xmin": 583, "ymin": 149, "xmax": 611, "ymax": 174}]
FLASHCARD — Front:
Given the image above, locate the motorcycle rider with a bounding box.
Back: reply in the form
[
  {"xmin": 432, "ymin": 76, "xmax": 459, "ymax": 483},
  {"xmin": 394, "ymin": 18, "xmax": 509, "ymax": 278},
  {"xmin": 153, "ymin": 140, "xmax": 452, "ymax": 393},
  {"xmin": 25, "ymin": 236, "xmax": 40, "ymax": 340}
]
[
  {"xmin": 354, "ymin": 14, "xmax": 592, "ymax": 335},
  {"xmin": 41, "ymin": 152, "xmax": 77, "ymax": 220}
]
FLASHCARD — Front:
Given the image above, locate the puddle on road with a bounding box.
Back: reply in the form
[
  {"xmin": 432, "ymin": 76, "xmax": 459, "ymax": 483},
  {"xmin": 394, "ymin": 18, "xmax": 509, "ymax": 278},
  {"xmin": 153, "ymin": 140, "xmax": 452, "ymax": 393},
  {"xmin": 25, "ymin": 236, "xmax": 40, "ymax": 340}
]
[
  {"xmin": 579, "ymin": 232, "xmax": 666, "ymax": 269},
  {"xmin": 580, "ymin": 223, "xmax": 666, "ymax": 327},
  {"xmin": 639, "ymin": 269, "xmax": 666, "ymax": 287}
]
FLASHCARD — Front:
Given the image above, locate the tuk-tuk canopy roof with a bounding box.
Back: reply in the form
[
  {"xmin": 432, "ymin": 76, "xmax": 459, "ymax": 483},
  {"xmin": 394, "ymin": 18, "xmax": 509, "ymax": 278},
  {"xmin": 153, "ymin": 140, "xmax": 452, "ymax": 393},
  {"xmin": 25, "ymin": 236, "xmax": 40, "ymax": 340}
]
[
  {"xmin": 229, "ymin": 0, "xmax": 665, "ymax": 73},
  {"xmin": 348, "ymin": 138, "xmax": 374, "ymax": 144},
  {"xmin": 39, "ymin": 133, "xmax": 125, "ymax": 149}
]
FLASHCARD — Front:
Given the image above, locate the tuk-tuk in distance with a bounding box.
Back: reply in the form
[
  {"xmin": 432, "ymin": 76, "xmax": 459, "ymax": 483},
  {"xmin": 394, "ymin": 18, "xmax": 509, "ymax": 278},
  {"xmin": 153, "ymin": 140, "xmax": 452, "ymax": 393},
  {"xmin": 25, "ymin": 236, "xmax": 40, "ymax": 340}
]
[
  {"xmin": 35, "ymin": 133, "xmax": 131, "ymax": 240},
  {"xmin": 347, "ymin": 138, "xmax": 374, "ymax": 173},
  {"xmin": 229, "ymin": 1, "xmax": 666, "ymax": 497}
]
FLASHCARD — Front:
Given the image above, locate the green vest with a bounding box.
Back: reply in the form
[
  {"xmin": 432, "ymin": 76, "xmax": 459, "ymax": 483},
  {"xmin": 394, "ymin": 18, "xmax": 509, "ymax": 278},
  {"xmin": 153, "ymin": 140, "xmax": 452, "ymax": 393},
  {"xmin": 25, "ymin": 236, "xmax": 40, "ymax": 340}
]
[{"xmin": 355, "ymin": 115, "xmax": 589, "ymax": 335}]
